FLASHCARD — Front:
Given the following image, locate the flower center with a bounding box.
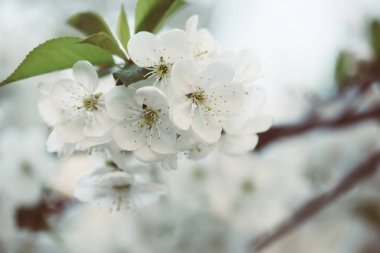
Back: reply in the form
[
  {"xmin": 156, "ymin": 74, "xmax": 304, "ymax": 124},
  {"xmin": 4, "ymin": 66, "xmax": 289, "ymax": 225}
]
[
  {"xmin": 141, "ymin": 105, "xmax": 160, "ymax": 129},
  {"xmin": 82, "ymin": 93, "xmax": 101, "ymax": 111},
  {"xmin": 186, "ymin": 88, "xmax": 207, "ymax": 106},
  {"xmin": 157, "ymin": 64, "xmax": 169, "ymax": 76},
  {"xmin": 146, "ymin": 56, "xmax": 172, "ymax": 82}
]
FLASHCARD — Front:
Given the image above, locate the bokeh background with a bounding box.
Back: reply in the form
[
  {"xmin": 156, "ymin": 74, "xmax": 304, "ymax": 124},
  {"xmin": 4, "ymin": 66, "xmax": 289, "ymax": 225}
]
[{"xmin": 0, "ymin": 0, "xmax": 380, "ymax": 252}]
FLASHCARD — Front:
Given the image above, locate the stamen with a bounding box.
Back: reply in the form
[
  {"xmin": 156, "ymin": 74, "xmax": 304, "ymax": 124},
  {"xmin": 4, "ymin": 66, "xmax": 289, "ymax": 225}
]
[
  {"xmin": 145, "ymin": 56, "xmax": 172, "ymax": 83},
  {"xmin": 141, "ymin": 107, "xmax": 159, "ymax": 129},
  {"xmin": 186, "ymin": 88, "xmax": 207, "ymax": 106},
  {"xmin": 82, "ymin": 93, "xmax": 101, "ymax": 112},
  {"xmin": 195, "ymin": 50, "xmax": 208, "ymax": 58}
]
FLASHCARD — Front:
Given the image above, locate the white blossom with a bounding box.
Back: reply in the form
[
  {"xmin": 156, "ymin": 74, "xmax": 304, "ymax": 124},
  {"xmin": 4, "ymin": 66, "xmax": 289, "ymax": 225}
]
[
  {"xmin": 169, "ymin": 59, "xmax": 244, "ymax": 144},
  {"xmin": 75, "ymin": 167, "xmax": 167, "ymax": 211},
  {"xmin": 127, "ymin": 29, "xmax": 191, "ymax": 91},
  {"xmin": 106, "ymin": 85, "xmax": 176, "ymax": 162},
  {"xmin": 42, "ymin": 61, "xmax": 114, "ymax": 143},
  {"xmin": 185, "ymin": 15, "xmax": 218, "ymax": 66},
  {"xmin": 0, "ymin": 127, "xmax": 56, "ymax": 205},
  {"xmin": 221, "ymin": 50, "xmax": 272, "ymax": 154}
]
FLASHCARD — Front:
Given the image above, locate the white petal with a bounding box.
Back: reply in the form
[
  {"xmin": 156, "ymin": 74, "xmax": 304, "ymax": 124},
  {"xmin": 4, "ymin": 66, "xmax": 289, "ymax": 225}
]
[
  {"xmin": 128, "ymin": 32, "xmax": 160, "ymax": 67},
  {"xmin": 55, "ymin": 117, "xmax": 85, "ymax": 143},
  {"xmin": 38, "ymin": 97, "xmax": 64, "ymax": 126},
  {"xmin": 105, "ymin": 86, "xmax": 140, "ymax": 120},
  {"xmin": 51, "ymin": 79, "xmax": 85, "ymax": 109},
  {"xmin": 185, "ymin": 15, "xmax": 217, "ymax": 59},
  {"xmin": 245, "ymin": 85, "xmax": 267, "ymax": 112},
  {"xmin": 161, "ymin": 155, "xmax": 177, "ymax": 170},
  {"xmin": 129, "ymin": 78, "xmax": 155, "ymax": 90},
  {"xmin": 129, "ymin": 183, "xmax": 167, "ymax": 208},
  {"xmin": 158, "ymin": 29, "xmax": 191, "ymax": 63},
  {"xmin": 185, "ymin": 15, "xmax": 199, "ymax": 34},
  {"xmin": 135, "ymin": 86, "xmax": 168, "ymax": 111},
  {"xmin": 208, "ymin": 82, "xmax": 245, "ymax": 117},
  {"xmin": 106, "ymin": 143, "xmax": 128, "ymax": 170},
  {"xmin": 169, "ymin": 97, "xmax": 193, "ymax": 130},
  {"xmin": 234, "ymin": 49, "xmax": 261, "ymax": 83},
  {"xmin": 196, "ymin": 29, "xmax": 217, "ymax": 54},
  {"xmin": 37, "ymin": 82, "xmax": 51, "ymax": 96},
  {"xmin": 149, "ymin": 123, "xmax": 176, "ymax": 154},
  {"xmin": 187, "ymin": 143, "xmax": 215, "ymax": 160},
  {"xmin": 46, "ymin": 129, "xmax": 64, "ymax": 152},
  {"xmin": 222, "ymin": 134, "xmax": 259, "ymax": 155},
  {"xmin": 134, "ymin": 145, "xmax": 163, "ymax": 163},
  {"xmin": 74, "ymin": 175, "xmax": 99, "ymax": 202},
  {"xmin": 98, "ymin": 171, "xmax": 134, "ymax": 188},
  {"xmin": 191, "ymin": 109, "xmax": 222, "ymax": 144},
  {"xmin": 113, "ymin": 120, "xmax": 145, "ymax": 151},
  {"xmin": 171, "ymin": 59, "xmax": 198, "ymax": 96},
  {"xmin": 177, "ymin": 132, "xmax": 199, "ymax": 150},
  {"xmin": 84, "ymin": 107, "xmax": 114, "ymax": 137},
  {"xmin": 199, "ymin": 61, "xmax": 234, "ymax": 89},
  {"xmin": 46, "ymin": 130, "xmax": 76, "ymax": 157},
  {"xmin": 73, "ymin": 61, "xmax": 99, "ymax": 93},
  {"xmin": 244, "ymin": 114, "xmax": 273, "ymax": 134},
  {"xmin": 77, "ymin": 134, "xmax": 111, "ymax": 150}
]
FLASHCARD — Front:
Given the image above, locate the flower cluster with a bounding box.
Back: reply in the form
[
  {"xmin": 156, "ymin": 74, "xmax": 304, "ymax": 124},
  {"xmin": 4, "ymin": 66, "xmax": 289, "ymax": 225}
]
[{"xmin": 38, "ymin": 15, "xmax": 271, "ymax": 210}]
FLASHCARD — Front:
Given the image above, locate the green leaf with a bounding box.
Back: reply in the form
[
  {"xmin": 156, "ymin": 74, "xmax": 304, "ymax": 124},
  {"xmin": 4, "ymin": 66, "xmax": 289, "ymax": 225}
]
[
  {"xmin": 67, "ymin": 12, "xmax": 114, "ymax": 37},
  {"xmin": 113, "ymin": 63, "xmax": 149, "ymax": 86},
  {"xmin": 81, "ymin": 32, "xmax": 126, "ymax": 60},
  {"xmin": 135, "ymin": 0, "xmax": 187, "ymax": 33},
  {"xmin": 117, "ymin": 4, "xmax": 130, "ymax": 52},
  {"xmin": 0, "ymin": 37, "xmax": 114, "ymax": 87},
  {"xmin": 155, "ymin": 0, "xmax": 186, "ymax": 32},
  {"xmin": 370, "ymin": 20, "xmax": 380, "ymax": 57}
]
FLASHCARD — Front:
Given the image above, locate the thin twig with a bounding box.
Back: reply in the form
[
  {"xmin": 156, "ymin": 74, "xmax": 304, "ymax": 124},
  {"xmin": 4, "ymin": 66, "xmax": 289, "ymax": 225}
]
[
  {"xmin": 250, "ymin": 151, "xmax": 380, "ymax": 252},
  {"xmin": 256, "ymin": 104, "xmax": 380, "ymax": 150}
]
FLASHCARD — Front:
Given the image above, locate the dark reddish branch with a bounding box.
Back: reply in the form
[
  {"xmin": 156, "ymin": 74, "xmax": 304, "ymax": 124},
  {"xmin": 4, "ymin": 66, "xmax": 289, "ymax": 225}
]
[
  {"xmin": 250, "ymin": 151, "xmax": 380, "ymax": 252},
  {"xmin": 256, "ymin": 104, "xmax": 380, "ymax": 151},
  {"xmin": 16, "ymin": 194, "xmax": 71, "ymax": 232}
]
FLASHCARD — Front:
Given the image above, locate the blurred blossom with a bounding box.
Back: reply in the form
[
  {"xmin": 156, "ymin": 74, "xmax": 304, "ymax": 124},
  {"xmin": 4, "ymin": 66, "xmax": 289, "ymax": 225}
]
[
  {"xmin": 0, "ymin": 0, "xmax": 380, "ymax": 253},
  {"xmin": 74, "ymin": 166, "xmax": 168, "ymax": 211},
  {"xmin": 0, "ymin": 127, "xmax": 57, "ymax": 206},
  {"xmin": 305, "ymin": 123, "xmax": 380, "ymax": 192},
  {"xmin": 5, "ymin": 231, "xmax": 65, "ymax": 253},
  {"xmin": 0, "ymin": 196, "xmax": 16, "ymax": 251}
]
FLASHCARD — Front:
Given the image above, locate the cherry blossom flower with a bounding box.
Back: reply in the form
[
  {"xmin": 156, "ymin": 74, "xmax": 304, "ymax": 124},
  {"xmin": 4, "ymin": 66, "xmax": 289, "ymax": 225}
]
[
  {"xmin": 0, "ymin": 127, "xmax": 56, "ymax": 205},
  {"xmin": 169, "ymin": 59, "xmax": 244, "ymax": 144},
  {"xmin": 219, "ymin": 49, "xmax": 264, "ymax": 110},
  {"xmin": 220, "ymin": 49, "xmax": 272, "ymax": 154},
  {"xmin": 127, "ymin": 29, "xmax": 191, "ymax": 91},
  {"xmin": 45, "ymin": 61, "xmax": 114, "ymax": 143},
  {"xmin": 105, "ymin": 85, "xmax": 176, "ymax": 162},
  {"xmin": 185, "ymin": 15, "xmax": 218, "ymax": 65},
  {"xmin": 75, "ymin": 168, "xmax": 167, "ymax": 211}
]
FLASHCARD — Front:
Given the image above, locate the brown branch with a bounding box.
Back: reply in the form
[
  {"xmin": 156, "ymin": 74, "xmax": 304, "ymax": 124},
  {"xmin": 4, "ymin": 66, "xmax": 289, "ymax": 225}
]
[
  {"xmin": 16, "ymin": 191, "xmax": 71, "ymax": 232},
  {"xmin": 256, "ymin": 103, "xmax": 380, "ymax": 150},
  {"xmin": 250, "ymin": 151, "xmax": 380, "ymax": 252}
]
